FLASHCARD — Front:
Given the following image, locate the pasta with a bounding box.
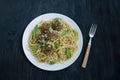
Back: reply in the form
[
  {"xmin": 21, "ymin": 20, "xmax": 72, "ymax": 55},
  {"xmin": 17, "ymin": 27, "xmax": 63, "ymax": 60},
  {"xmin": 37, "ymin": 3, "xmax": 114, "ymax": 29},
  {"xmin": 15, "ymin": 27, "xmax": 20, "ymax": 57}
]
[{"xmin": 28, "ymin": 17, "xmax": 79, "ymax": 64}]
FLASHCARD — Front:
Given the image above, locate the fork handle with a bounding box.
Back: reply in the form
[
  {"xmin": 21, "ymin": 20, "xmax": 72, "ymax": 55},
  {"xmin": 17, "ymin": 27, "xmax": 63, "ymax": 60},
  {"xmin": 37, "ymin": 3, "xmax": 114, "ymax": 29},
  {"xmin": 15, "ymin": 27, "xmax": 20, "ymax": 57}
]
[{"xmin": 82, "ymin": 38, "xmax": 91, "ymax": 68}]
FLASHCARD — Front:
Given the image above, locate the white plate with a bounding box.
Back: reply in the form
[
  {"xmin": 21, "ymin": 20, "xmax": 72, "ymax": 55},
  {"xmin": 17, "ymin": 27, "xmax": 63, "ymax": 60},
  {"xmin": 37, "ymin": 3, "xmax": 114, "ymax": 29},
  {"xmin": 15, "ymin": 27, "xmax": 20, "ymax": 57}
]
[{"xmin": 22, "ymin": 13, "xmax": 83, "ymax": 71}]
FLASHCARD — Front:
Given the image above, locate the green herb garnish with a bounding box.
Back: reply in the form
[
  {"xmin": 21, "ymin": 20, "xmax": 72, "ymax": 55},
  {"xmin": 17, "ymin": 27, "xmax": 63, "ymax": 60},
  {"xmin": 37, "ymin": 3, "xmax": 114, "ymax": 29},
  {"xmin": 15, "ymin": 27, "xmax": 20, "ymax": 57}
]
[
  {"xmin": 62, "ymin": 30, "xmax": 69, "ymax": 36},
  {"xmin": 54, "ymin": 17, "xmax": 63, "ymax": 21},
  {"xmin": 54, "ymin": 42, "xmax": 59, "ymax": 48},
  {"xmin": 66, "ymin": 48, "xmax": 72, "ymax": 58},
  {"xmin": 33, "ymin": 44, "xmax": 41, "ymax": 50},
  {"xmin": 49, "ymin": 60, "xmax": 57, "ymax": 65},
  {"xmin": 73, "ymin": 30, "xmax": 78, "ymax": 36},
  {"xmin": 32, "ymin": 25, "xmax": 39, "ymax": 35}
]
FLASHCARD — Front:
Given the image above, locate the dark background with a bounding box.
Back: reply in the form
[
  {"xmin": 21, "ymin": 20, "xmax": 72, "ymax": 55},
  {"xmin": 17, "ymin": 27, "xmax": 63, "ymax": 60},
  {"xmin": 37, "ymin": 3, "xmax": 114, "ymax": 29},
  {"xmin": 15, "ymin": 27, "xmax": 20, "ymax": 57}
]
[{"xmin": 0, "ymin": 0, "xmax": 120, "ymax": 80}]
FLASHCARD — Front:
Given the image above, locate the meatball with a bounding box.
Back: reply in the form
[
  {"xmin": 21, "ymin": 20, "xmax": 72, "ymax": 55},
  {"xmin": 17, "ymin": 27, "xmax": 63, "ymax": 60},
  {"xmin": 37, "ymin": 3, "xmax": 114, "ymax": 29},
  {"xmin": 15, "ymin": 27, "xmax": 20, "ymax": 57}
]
[
  {"xmin": 37, "ymin": 33, "xmax": 47, "ymax": 44},
  {"xmin": 42, "ymin": 44, "xmax": 54, "ymax": 54},
  {"xmin": 41, "ymin": 23, "xmax": 51, "ymax": 33},
  {"xmin": 52, "ymin": 20, "xmax": 62, "ymax": 31}
]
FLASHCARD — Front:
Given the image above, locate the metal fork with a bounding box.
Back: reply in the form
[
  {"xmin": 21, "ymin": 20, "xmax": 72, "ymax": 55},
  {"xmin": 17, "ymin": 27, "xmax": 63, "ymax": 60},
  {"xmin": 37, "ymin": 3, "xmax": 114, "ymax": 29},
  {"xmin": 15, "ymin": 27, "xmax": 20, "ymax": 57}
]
[{"xmin": 82, "ymin": 24, "xmax": 97, "ymax": 68}]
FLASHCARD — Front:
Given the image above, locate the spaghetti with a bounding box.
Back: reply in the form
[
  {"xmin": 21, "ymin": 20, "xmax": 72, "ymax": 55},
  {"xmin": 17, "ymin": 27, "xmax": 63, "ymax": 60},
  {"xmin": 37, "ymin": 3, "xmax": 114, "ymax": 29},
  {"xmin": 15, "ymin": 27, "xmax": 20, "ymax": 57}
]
[{"xmin": 28, "ymin": 17, "xmax": 79, "ymax": 64}]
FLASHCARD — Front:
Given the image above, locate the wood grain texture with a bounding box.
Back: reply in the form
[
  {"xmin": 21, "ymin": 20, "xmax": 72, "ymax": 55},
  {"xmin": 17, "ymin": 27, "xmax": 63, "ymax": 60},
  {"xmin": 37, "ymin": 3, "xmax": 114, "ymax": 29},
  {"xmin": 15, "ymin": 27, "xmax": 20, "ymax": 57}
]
[
  {"xmin": 0, "ymin": 0, "xmax": 120, "ymax": 80},
  {"xmin": 82, "ymin": 44, "xmax": 91, "ymax": 68}
]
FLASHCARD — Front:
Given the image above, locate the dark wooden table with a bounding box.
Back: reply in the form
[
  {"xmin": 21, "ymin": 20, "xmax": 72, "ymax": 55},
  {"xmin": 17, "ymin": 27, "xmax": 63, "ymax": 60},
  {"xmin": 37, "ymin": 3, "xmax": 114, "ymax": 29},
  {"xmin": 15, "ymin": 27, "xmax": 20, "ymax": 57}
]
[{"xmin": 0, "ymin": 0, "xmax": 120, "ymax": 80}]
